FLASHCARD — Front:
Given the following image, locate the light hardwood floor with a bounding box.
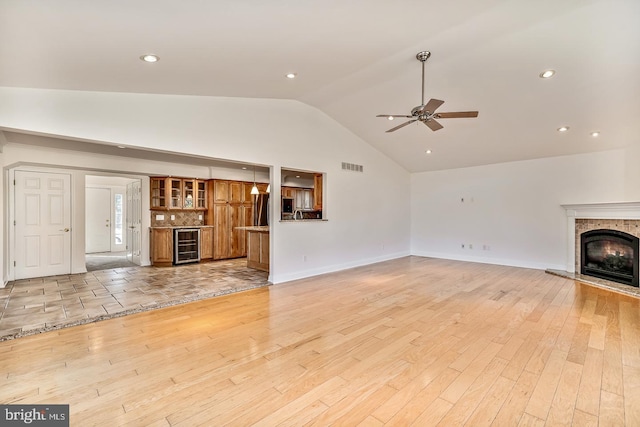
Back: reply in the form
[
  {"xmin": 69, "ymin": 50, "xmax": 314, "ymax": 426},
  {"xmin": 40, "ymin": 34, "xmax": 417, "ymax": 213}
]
[{"xmin": 1, "ymin": 256, "xmax": 638, "ymax": 426}]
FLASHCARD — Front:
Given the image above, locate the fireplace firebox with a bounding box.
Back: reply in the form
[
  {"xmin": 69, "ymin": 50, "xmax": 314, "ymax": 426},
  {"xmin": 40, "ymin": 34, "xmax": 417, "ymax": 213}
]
[{"xmin": 581, "ymin": 229, "xmax": 639, "ymax": 287}]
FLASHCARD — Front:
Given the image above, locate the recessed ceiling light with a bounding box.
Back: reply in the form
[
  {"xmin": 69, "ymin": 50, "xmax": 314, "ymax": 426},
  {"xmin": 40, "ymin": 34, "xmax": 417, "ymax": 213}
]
[
  {"xmin": 286, "ymin": 73, "xmax": 297, "ymax": 79},
  {"xmin": 425, "ymin": 149, "xmax": 432, "ymax": 154},
  {"xmin": 117, "ymin": 145, "xmax": 125, "ymax": 149},
  {"xmin": 296, "ymin": 175, "xmax": 301, "ymax": 178},
  {"xmin": 388, "ymin": 116, "xmax": 394, "ymax": 121},
  {"xmin": 590, "ymin": 131, "xmax": 600, "ymax": 137},
  {"xmin": 242, "ymin": 167, "xmax": 247, "ymax": 170},
  {"xmin": 140, "ymin": 54, "xmax": 159, "ymax": 63},
  {"xmin": 557, "ymin": 126, "xmax": 569, "ymax": 132},
  {"xmin": 540, "ymin": 69, "xmax": 555, "ymax": 79}
]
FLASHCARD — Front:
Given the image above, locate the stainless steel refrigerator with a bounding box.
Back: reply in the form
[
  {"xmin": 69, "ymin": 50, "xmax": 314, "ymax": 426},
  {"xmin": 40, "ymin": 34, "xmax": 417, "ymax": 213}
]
[{"xmin": 254, "ymin": 194, "xmax": 269, "ymax": 226}]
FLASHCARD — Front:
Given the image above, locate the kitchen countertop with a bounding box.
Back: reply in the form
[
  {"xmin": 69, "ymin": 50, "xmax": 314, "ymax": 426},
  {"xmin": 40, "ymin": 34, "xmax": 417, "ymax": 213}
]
[{"xmin": 234, "ymin": 226, "xmax": 269, "ymax": 232}]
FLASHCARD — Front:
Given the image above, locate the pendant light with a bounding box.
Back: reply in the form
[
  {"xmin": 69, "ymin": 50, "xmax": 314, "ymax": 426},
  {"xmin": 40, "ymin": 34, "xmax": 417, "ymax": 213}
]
[{"xmin": 251, "ymin": 165, "xmax": 259, "ymax": 195}]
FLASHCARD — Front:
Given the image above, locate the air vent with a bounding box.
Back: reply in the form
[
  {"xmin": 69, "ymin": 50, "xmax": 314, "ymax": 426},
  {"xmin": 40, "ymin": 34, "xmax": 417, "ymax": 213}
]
[{"xmin": 341, "ymin": 162, "xmax": 364, "ymax": 173}]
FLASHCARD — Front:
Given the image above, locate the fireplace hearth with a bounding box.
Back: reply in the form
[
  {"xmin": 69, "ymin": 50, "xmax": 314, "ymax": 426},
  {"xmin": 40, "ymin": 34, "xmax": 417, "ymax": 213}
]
[{"xmin": 581, "ymin": 229, "xmax": 639, "ymax": 287}]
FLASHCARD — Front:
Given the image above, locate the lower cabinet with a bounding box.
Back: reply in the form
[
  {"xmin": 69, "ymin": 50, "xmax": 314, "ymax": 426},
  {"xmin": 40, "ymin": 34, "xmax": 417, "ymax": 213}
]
[
  {"xmin": 247, "ymin": 230, "xmax": 269, "ymax": 272},
  {"xmin": 213, "ymin": 204, "xmax": 253, "ymax": 260},
  {"xmin": 200, "ymin": 227, "xmax": 214, "ymax": 260},
  {"xmin": 151, "ymin": 228, "xmax": 172, "ymax": 266}
]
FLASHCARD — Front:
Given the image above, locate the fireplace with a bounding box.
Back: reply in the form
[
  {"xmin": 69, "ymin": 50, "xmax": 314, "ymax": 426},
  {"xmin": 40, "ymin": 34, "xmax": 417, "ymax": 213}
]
[
  {"xmin": 581, "ymin": 229, "xmax": 639, "ymax": 287},
  {"xmin": 561, "ymin": 202, "xmax": 640, "ymax": 290}
]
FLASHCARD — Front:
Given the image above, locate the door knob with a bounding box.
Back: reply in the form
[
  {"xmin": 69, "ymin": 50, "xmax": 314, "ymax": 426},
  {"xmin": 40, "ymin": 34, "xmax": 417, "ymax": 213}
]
[{"xmin": 60, "ymin": 228, "xmax": 70, "ymax": 232}]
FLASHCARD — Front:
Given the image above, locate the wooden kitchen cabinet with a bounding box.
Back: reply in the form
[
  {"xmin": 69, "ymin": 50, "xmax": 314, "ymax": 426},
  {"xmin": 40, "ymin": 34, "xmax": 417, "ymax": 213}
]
[
  {"xmin": 151, "ymin": 177, "xmax": 207, "ymax": 210},
  {"xmin": 200, "ymin": 227, "xmax": 214, "ymax": 260},
  {"xmin": 247, "ymin": 230, "xmax": 269, "ymax": 272},
  {"xmin": 313, "ymin": 174, "xmax": 323, "ymax": 210},
  {"xmin": 230, "ymin": 181, "xmax": 244, "ymax": 203},
  {"xmin": 213, "ymin": 180, "xmax": 229, "ymax": 203},
  {"xmin": 196, "ymin": 180, "xmax": 207, "ymax": 209},
  {"xmin": 213, "ymin": 203, "xmax": 253, "ymax": 259},
  {"xmin": 282, "ymin": 187, "xmax": 295, "ymax": 198},
  {"xmin": 150, "ymin": 178, "xmax": 167, "ymax": 209},
  {"xmin": 150, "ymin": 228, "xmax": 172, "ymax": 266},
  {"xmin": 209, "ymin": 179, "xmax": 254, "ymax": 260},
  {"xmin": 242, "ymin": 182, "xmax": 254, "ymax": 202},
  {"xmin": 168, "ymin": 178, "xmax": 183, "ymax": 209}
]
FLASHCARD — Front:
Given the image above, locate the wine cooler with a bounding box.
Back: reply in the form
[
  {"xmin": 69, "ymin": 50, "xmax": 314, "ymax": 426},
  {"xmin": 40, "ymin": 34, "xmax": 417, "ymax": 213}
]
[{"xmin": 173, "ymin": 228, "xmax": 200, "ymax": 265}]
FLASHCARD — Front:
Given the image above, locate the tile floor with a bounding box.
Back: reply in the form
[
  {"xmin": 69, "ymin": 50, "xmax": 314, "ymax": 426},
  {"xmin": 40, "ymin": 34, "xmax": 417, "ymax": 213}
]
[
  {"xmin": 85, "ymin": 251, "xmax": 137, "ymax": 271},
  {"xmin": 0, "ymin": 258, "xmax": 269, "ymax": 341}
]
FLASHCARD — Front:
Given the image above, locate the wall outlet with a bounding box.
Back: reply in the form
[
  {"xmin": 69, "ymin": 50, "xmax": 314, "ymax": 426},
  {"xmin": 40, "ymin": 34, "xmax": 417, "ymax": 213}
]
[
  {"xmin": 170, "ymin": 214, "xmax": 175, "ymax": 221},
  {"xmin": 461, "ymin": 243, "xmax": 465, "ymax": 249},
  {"xmin": 469, "ymin": 244, "xmax": 473, "ymax": 249},
  {"xmin": 303, "ymin": 255, "xmax": 307, "ymax": 262},
  {"xmin": 198, "ymin": 214, "xmax": 203, "ymax": 220},
  {"xmin": 155, "ymin": 214, "xmax": 165, "ymax": 220}
]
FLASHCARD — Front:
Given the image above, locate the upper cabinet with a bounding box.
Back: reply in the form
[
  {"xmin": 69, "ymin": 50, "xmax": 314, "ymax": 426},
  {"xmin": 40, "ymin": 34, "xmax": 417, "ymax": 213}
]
[
  {"xmin": 150, "ymin": 177, "xmax": 167, "ymax": 209},
  {"xmin": 150, "ymin": 177, "xmax": 207, "ymax": 210},
  {"xmin": 313, "ymin": 174, "xmax": 323, "ymax": 210}
]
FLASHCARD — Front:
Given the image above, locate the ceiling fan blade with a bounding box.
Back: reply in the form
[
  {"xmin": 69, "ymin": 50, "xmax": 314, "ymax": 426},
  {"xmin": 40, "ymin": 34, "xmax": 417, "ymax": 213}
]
[
  {"xmin": 386, "ymin": 119, "xmax": 417, "ymax": 133},
  {"xmin": 421, "ymin": 98, "xmax": 444, "ymax": 114},
  {"xmin": 424, "ymin": 119, "xmax": 443, "ymax": 131},
  {"xmin": 435, "ymin": 111, "xmax": 479, "ymax": 119},
  {"xmin": 376, "ymin": 114, "xmax": 413, "ymax": 118}
]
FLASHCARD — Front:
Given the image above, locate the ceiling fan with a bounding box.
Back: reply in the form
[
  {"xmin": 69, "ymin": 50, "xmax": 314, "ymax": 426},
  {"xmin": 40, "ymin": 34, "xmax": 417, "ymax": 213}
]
[{"xmin": 377, "ymin": 51, "xmax": 478, "ymax": 132}]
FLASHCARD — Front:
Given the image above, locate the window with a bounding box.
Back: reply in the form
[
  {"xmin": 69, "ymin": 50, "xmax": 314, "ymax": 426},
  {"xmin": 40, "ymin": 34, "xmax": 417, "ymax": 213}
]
[{"xmin": 114, "ymin": 193, "xmax": 123, "ymax": 244}]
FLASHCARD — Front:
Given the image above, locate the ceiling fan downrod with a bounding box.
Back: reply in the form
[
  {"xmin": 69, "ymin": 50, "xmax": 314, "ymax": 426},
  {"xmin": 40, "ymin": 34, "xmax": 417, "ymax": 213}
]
[{"xmin": 416, "ymin": 51, "xmax": 431, "ymax": 107}]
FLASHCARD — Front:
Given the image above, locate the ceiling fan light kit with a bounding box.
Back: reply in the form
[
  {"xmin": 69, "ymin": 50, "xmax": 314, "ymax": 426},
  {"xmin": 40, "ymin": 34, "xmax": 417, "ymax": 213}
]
[{"xmin": 377, "ymin": 51, "xmax": 478, "ymax": 133}]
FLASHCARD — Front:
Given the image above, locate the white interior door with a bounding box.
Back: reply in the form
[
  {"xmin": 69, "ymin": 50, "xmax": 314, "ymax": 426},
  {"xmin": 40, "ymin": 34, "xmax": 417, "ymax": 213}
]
[
  {"xmin": 126, "ymin": 181, "xmax": 142, "ymax": 264},
  {"xmin": 14, "ymin": 170, "xmax": 71, "ymax": 279},
  {"xmin": 85, "ymin": 187, "xmax": 111, "ymax": 253}
]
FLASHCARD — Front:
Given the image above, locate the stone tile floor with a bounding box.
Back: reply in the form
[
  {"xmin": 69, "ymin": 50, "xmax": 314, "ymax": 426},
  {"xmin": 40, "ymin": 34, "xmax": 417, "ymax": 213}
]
[{"xmin": 0, "ymin": 258, "xmax": 269, "ymax": 341}]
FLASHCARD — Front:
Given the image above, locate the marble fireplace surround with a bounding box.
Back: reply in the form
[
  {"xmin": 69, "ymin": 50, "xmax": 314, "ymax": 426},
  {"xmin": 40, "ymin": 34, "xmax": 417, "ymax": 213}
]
[{"xmin": 550, "ymin": 202, "xmax": 640, "ymax": 297}]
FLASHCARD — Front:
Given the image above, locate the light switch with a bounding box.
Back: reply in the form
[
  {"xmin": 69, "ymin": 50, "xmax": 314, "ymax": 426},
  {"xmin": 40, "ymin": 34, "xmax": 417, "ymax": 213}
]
[
  {"xmin": 155, "ymin": 214, "xmax": 165, "ymax": 220},
  {"xmin": 170, "ymin": 215, "xmax": 175, "ymax": 220},
  {"xmin": 198, "ymin": 214, "xmax": 203, "ymax": 220}
]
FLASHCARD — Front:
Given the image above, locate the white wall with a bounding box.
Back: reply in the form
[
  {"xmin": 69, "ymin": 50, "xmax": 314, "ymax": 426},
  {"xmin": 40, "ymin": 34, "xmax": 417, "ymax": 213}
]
[
  {"xmin": 0, "ymin": 87, "xmax": 411, "ymax": 284},
  {"xmin": 410, "ymin": 149, "xmax": 633, "ymax": 270}
]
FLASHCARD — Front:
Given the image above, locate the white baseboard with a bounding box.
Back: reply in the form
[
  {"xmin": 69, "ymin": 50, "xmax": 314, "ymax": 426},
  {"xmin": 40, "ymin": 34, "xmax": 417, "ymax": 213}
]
[
  {"xmin": 271, "ymin": 251, "xmax": 410, "ymax": 284},
  {"xmin": 410, "ymin": 250, "xmax": 566, "ymax": 271}
]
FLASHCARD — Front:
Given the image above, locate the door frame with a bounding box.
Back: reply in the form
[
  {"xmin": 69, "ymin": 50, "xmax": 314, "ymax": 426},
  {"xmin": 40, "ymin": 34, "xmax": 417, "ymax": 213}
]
[
  {"xmin": 85, "ymin": 184, "xmax": 128, "ymax": 253},
  {"xmin": 6, "ymin": 166, "xmax": 150, "ymax": 282}
]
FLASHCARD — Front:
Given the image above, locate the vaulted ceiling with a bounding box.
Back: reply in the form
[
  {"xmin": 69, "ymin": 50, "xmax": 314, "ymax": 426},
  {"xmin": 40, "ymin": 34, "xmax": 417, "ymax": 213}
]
[{"xmin": 1, "ymin": 0, "xmax": 638, "ymax": 172}]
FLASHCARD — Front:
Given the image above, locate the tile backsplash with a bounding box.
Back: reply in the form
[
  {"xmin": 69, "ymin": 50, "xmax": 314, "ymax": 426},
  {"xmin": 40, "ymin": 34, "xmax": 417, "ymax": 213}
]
[{"xmin": 151, "ymin": 211, "xmax": 205, "ymax": 227}]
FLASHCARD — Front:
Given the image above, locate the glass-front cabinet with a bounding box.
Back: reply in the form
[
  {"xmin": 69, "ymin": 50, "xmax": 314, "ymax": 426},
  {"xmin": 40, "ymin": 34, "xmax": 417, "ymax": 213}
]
[
  {"xmin": 169, "ymin": 178, "xmax": 183, "ymax": 209},
  {"xmin": 150, "ymin": 177, "xmax": 208, "ymax": 210},
  {"xmin": 151, "ymin": 178, "xmax": 167, "ymax": 209},
  {"xmin": 183, "ymin": 179, "xmax": 195, "ymax": 208},
  {"xmin": 196, "ymin": 180, "xmax": 207, "ymax": 209}
]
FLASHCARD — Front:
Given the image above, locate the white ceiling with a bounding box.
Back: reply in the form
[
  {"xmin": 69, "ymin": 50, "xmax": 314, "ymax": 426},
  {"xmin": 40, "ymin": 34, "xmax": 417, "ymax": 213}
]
[{"xmin": 1, "ymin": 0, "xmax": 638, "ymax": 172}]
